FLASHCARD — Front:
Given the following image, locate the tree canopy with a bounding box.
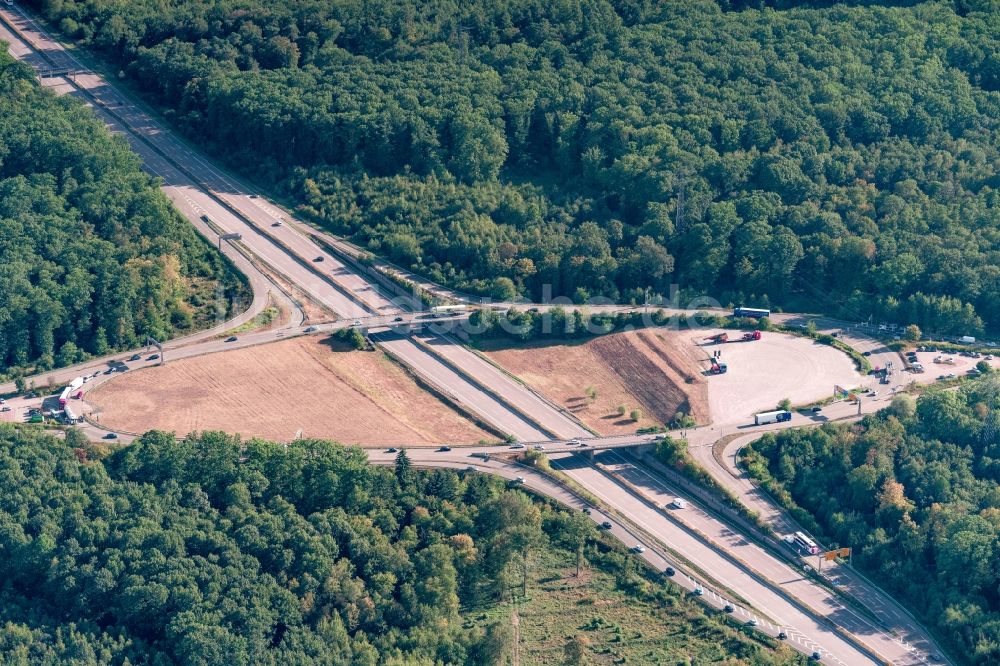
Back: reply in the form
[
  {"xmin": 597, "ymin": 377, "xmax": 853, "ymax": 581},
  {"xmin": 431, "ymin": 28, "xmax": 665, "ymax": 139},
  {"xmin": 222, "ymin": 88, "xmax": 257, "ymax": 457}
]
[
  {"xmin": 0, "ymin": 424, "xmax": 796, "ymax": 665},
  {"xmin": 25, "ymin": 0, "xmax": 1000, "ymax": 331},
  {"xmin": 0, "ymin": 45, "xmax": 245, "ymax": 377},
  {"xmin": 744, "ymin": 378, "xmax": 1000, "ymax": 664}
]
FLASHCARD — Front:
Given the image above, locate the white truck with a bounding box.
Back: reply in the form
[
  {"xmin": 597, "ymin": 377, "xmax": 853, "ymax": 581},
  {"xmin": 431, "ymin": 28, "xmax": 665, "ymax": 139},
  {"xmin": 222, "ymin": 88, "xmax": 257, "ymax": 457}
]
[
  {"xmin": 960, "ymin": 335, "xmax": 976, "ymax": 344},
  {"xmin": 754, "ymin": 410, "xmax": 792, "ymax": 425}
]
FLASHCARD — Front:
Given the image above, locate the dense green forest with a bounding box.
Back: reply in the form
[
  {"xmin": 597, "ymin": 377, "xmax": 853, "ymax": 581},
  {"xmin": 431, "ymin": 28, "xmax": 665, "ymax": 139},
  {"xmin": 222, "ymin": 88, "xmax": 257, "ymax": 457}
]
[
  {"xmin": 743, "ymin": 385, "xmax": 1000, "ymax": 664},
  {"xmin": 0, "ymin": 46, "xmax": 244, "ymax": 376},
  {"xmin": 0, "ymin": 425, "xmax": 797, "ymax": 665},
  {"xmin": 25, "ymin": 0, "xmax": 1000, "ymax": 332}
]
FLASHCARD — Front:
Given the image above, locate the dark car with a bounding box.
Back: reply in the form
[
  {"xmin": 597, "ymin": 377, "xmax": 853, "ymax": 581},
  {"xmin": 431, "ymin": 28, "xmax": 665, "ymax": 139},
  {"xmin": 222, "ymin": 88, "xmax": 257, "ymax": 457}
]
[
  {"xmin": 313, "ymin": 256, "xmax": 324, "ymax": 262},
  {"xmin": 810, "ymin": 406, "xmax": 822, "ymax": 413},
  {"xmin": 581, "ymin": 507, "xmax": 591, "ymax": 515},
  {"xmin": 663, "ymin": 566, "xmax": 675, "ymax": 576},
  {"xmin": 103, "ymin": 433, "xmax": 118, "ymax": 440},
  {"xmin": 777, "ymin": 631, "xmax": 787, "ymax": 640},
  {"xmin": 226, "ymin": 336, "xmax": 238, "ymax": 342},
  {"xmin": 147, "ymin": 354, "xmax": 160, "ymax": 361},
  {"xmin": 386, "ymin": 447, "xmax": 398, "ymax": 453},
  {"xmin": 862, "ymin": 351, "xmax": 872, "ymax": 356},
  {"xmin": 723, "ymin": 604, "xmax": 734, "ymax": 613},
  {"xmin": 600, "ymin": 521, "xmax": 613, "ymax": 529},
  {"xmin": 438, "ymin": 445, "xmax": 451, "ymax": 452},
  {"xmin": 129, "ymin": 354, "xmax": 141, "ymax": 361},
  {"xmin": 811, "ymin": 651, "xmax": 821, "ymax": 661},
  {"xmin": 393, "ymin": 316, "xmax": 404, "ymax": 322}
]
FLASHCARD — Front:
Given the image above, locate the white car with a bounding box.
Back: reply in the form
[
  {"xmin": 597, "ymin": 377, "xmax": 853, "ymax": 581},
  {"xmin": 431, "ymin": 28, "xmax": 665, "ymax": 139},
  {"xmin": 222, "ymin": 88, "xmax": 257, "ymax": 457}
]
[
  {"xmin": 568, "ymin": 438, "xmax": 582, "ymax": 446},
  {"xmin": 693, "ymin": 585, "xmax": 704, "ymax": 596},
  {"xmin": 510, "ymin": 443, "xmax": 525, "ymax": 449},
  {"xmin": 352, "ymin": 319, "xmax": 361, "ymax": 326},
  {"xmin": 631, "ymin": 544, "xmax": 646, "ymax": 553},
  {"xmin": 532, "ymin": 444, "xmax": 545, "ymax": 451},
  {"xmin": 514, "ymin": 476, "xmax": 525, "ymax": 484},
  {"xmin": 670, "ymin": 497, "xmax": 687, "ymax": 509}
]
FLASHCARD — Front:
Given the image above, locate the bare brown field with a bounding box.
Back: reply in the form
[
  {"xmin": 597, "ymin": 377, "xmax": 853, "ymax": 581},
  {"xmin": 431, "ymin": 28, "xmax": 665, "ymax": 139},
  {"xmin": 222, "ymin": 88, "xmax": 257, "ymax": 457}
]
[
  {"xmin": 88, "ymin": 337, "xmax": 492, "ymax": 446},
  {"xmin": 483, "ymin": 330, "xmax": 708, "ymax": 436}
]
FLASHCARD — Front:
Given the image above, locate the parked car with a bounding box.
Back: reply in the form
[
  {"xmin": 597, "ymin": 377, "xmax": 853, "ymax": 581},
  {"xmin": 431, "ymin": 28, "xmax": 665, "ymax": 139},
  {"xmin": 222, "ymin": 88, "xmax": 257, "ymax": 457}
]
[
  {"xmin": 103, "ymin": 433, "xmax": 118, "ymax": 440},
  {"xmin": 509, "ymin": 443, "xmax": 525, "ymax": 449},
  {"xmin": 514, "ymin": 477, "xmax": 525, "ymax": 484},
  {"xmin": 663, "ymin": 566, "xmax": 675, "ymax": 576},
  {"xmin": 581, "ymin": 507, "xmax": 591, "ymax": 515},
  {"xmin": 437, "ymin": 445, "xmax": 451, "ymax": 452},
  {"xmin": 723, "ymin": 604, "xmax": 734, "ymax": 613},
  {"xmin": 129, "ymin": 354, "xmax": 141, "ymax": 361},
  {"xmin": 1, "ymin": 407, "xmax": 11, "ymax": 413},
  {"xmin": 631, "ymin": 544, "xmax": 646, "ymax": 553},
  {"xmin": 693, "ymin": 586, "xmax": 704, "ymax": 596},
  {"xmin": 386, "ymin": 447, "xmax": 398, "ymax": 453},
  {"xmin": 600, "ymin": 521, "xmax": 613, "ymax": 529},
  {"xmin": 226, "ymin": 336, "xmax": 238, "ymax": 342},
  {"xmin": 304, "ymin": 326, "xmax": 317, "ymax": 333},
  {"xmin": 777, "ymin": 631, "xmax": 787, "ymax": 640},
  {"xmin": 147, "ymin": 354, "xmax": 160, "ymax": 361},
  {"xmin": 313, "ymin": 256, "xmax": 324, "ymax": 262}
]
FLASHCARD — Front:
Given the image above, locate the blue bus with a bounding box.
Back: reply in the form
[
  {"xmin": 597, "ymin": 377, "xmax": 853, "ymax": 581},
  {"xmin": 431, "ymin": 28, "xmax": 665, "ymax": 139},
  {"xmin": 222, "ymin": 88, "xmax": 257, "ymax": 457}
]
[{"xmin": 734, "ymin": 306, "xmax": 770, "ymax": 319}]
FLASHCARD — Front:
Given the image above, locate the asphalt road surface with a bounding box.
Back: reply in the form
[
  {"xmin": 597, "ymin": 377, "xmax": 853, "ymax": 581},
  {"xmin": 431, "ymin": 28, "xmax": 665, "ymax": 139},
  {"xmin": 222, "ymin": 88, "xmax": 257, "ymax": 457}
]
[{"xmin": 0, "ymin": 5, "xmax": 949, "ymax": 663}]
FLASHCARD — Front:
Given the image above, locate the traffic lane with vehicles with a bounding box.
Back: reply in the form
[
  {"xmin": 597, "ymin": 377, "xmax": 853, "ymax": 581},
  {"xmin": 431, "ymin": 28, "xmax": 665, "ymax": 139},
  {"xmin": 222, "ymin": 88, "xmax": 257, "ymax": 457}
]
[
  {"xmin": 0, "ymin": 22, "xmax": 299, "ymax": 373},
  {"xmin": 0, "ymin": 310, "xmax": 471, "ymax": 398},
  {"xmin": 1, "ymin": 11, "xmax": 584, "ymax": 443},
  {"xmin": 0, "ymin": 11, "xmax": 377, "ymax": 322},
  {"xmin": 700, "ymin": 431, "xmax": 950, "ymax": 664},
  {"xmin": 372, "ymin": 449, "xmax": 839, "ymax": 661},
  {"xmin": 546, "ymin": 453, "xmax": 873, "ymax": 665},
  {"xmin": 3, "ymin": 6, "xmax": 944, "ymax": 652},
  {"xmin": 593, "ymin": 447, "xmax": 933, "ymax": 666}
]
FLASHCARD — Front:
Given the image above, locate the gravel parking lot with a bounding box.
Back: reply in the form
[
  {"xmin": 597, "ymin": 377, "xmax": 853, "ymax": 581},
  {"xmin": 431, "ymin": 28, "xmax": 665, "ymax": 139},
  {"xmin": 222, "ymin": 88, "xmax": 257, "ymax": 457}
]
[{"xmin": 689, "ymin": 330, "xmax": 862, "ymax": 424}]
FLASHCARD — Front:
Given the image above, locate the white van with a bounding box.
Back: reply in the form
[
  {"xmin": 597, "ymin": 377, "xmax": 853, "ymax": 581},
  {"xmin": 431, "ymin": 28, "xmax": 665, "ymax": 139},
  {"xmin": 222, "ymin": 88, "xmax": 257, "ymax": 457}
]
[{"xmin": 670, "ymin": 497, "xmax": 687, "ymax": 509}]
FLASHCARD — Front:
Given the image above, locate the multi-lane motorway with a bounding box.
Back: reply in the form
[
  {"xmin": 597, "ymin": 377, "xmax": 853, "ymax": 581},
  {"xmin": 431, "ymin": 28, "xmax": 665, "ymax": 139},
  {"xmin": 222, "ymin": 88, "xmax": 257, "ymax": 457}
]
[{"xmin": 0, "ymin": 4, "xmax": 950, "ymax": 664}]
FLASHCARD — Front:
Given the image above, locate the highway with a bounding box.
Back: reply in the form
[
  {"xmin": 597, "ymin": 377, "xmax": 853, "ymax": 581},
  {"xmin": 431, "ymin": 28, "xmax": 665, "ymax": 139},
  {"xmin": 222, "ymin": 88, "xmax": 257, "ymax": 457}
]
[
  {"xmin": 0, "ymin": 5, "xmax": 595, "ymax": 442},
  {"xmin": 0, "ymin": 4, "xmax": 949, "ymax": 663}
]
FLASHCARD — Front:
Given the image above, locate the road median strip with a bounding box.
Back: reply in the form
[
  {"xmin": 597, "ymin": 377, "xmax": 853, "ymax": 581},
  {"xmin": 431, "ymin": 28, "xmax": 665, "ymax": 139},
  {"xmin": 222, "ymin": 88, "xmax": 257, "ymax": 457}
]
[{"xmin": 591, "ymin": 460, "xmax": 891, "ymax": 665}]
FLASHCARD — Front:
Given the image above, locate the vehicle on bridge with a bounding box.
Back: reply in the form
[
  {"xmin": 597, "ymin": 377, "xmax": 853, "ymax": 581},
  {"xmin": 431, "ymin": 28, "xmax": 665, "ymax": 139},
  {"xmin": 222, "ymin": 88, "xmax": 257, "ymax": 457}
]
[
  {"xmin": 430, "ymin": 304, "xmax": 470, "ymax": 318},
  {"xmin": 754, "ymin": 410, "xmax": 791, "ymax": 425}
]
